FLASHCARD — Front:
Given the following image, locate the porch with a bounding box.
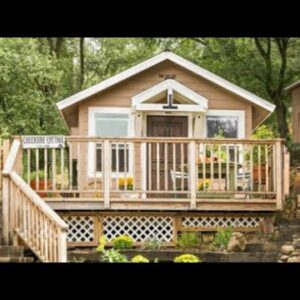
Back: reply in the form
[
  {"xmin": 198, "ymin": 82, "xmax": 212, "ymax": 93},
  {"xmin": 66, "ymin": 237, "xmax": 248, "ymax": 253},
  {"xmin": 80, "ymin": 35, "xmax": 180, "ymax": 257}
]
[{"xmin": 15, "ymin": 136, "xmax": 289, "ymax": 211}]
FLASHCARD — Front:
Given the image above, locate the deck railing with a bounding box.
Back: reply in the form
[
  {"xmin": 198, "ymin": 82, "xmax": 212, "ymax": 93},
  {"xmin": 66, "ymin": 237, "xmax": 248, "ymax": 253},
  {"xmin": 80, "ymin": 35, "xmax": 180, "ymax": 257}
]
[
  {"xmin": 15, "ymin": 136, "xmax": 290, "ymax": 211},
  {"xmin": 2, "ymin": 140, "xmax": 68, "ymax": 262}
]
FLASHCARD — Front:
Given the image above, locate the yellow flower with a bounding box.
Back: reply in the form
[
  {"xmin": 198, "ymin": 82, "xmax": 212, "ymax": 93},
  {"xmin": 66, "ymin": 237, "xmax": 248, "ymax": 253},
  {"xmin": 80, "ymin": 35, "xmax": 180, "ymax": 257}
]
[{"xmin": 118, "ymin": 177, "xmax": 125, "ymax": 187}]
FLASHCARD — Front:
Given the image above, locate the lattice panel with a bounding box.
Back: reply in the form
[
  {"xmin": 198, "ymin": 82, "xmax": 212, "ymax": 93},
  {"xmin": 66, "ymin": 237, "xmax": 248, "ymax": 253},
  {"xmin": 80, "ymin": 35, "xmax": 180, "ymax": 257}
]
[
  {"xmin": 63, "ymin": 215, "xmax": 95, "ymax": 243},
  {"xmin": 182, "ymin": 216, "xmax": 264, "ymax": 229},
  {"xmin": 103, "ymin": 216, "xmax": 174, "ymax": 242}
]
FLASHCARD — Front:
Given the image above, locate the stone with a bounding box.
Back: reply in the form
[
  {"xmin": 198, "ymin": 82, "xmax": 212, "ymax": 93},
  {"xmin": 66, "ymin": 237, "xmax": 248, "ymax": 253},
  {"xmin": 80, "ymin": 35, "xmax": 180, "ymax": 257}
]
[
  {"xmin": 290, "ymin": 250, "xmax": 300, "ymax": 257},
  {"xmin": 279, "ymin": 255, "xmax": 289, "ymax": 261},
  {"xmin": 202, "ymin": 233, "xmax": 215, "ymax": 244},
  {"xmin": 287, "ymin": 256, "xmax": 300, "ymax": 263},
  {"xmin": 292, "ymin": 238, "xmax": 300, "ymax": 249},
  {"xmin": 227, "ymin": 232, "xmax": 246, "ymax": 252},
  {"xmin": 281, "ymin": 245, "xmax": 294, "ymax": 255}
]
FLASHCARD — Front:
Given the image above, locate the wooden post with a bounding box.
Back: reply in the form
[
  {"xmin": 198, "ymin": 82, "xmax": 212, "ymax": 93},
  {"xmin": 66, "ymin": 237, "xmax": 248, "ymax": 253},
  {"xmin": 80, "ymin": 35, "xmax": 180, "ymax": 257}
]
[
  {"xmin": 275, "ymin": 141, "xmax": 283, "ymax": 210},
  {"xmin": 2, "ymin": 176, "xmax": 10, "ymax": 244},
  {"xmin": 103, "ymin": 140, "xmax": 111, "ymax": 209},
  {"xmin": 283, "ymin": 146, "xmax": 290, "ymax": 197},
  {"xmin": 57, "ymin": 229, "xmax": 67, "ymax": 262},
  {"xmin": 189, "ymin": 141, "xmax": 196, "ymax": 209}
]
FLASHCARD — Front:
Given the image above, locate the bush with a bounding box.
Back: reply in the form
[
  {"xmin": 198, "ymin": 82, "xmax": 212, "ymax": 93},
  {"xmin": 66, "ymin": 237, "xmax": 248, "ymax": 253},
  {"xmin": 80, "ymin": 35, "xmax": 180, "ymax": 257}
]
[
  {"xmin": 176, "ymin": 232, "xmax": 201, "ymax": 249},
  {"xmin": 96, "ymin": 236, "xmax": 128, "ymax": 263},
  {"xmin": 112, "ymin": 235, "xmax": 134, "ymax": 249},
  {"xmin": 131, "ymin": 255, "xmax": 149, "ymax": 263},
  {"xmin": 174, "ymin": 254, "xmax": 201, "ymax": 263},
  {"xmin": 102, "ymin": 249, "xmax": 128, "ymax": 263},
  {"xmin": 213, "ymin": 228, "xmax": 232, "ymax": 250},
  {"xmin": 142, "ymin": 236, "xmax": 162, "ymax": 250}
]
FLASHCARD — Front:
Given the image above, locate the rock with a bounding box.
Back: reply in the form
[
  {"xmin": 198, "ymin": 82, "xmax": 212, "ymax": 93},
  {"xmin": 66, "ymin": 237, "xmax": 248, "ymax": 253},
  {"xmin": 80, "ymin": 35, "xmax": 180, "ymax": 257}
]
[
  {"xmin": 287, "ymin": 256, "xmax": 300, "ymax": 263},
  {"xmin": 292, "ymin": 238, "xmax": 300, "ymax": 249},
  {"xmin": 279, "ymin": 255, "xmax": 289, "ymax": 261},
  {"xmin": 290, "ymin": 250, "xmax": 300, "ymax": 257},
  {"xmin": 227, "ymin": 232, "xmax": 246, "ymax": 252},
  {"xmin": 281, "ymin": 245, "xmax": 294, "ymax": 255},
  {"xmin": 202, "ymin": 233, "xmax": 215, "ymax": 244}
]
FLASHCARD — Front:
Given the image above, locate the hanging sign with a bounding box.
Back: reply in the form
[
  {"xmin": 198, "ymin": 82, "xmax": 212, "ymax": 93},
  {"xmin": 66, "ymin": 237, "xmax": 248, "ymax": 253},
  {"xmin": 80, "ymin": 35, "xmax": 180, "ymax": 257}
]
[{"xmin": 22, "ymin": 136, "xmax": 65, "ymax": 149}]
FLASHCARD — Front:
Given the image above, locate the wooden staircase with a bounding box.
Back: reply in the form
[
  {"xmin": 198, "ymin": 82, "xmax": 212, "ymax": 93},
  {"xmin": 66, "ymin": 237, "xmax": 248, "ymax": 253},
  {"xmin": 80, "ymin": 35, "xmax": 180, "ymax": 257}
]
[{"xmin": 0, "ymin": 200, "xmax": 35, "ymax": 263}]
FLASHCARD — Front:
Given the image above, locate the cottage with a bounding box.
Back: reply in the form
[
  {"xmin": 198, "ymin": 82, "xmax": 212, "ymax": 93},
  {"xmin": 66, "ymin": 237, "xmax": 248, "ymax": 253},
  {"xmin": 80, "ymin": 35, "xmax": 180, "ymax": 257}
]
[{"xmin": 1, "ymin": 51, "xmax": 290, "ymax": 262}]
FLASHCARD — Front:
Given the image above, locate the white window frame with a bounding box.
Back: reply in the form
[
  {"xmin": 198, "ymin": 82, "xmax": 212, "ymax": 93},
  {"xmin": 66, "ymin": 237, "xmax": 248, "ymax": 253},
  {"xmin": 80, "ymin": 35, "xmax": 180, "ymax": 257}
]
[
  {"xmin": 88, "ymin": 107, "xmax": 134, "ymax": 178},
  {"xmin": 205, "ymin": 110, "xmax": 245, "ymax": 138}
]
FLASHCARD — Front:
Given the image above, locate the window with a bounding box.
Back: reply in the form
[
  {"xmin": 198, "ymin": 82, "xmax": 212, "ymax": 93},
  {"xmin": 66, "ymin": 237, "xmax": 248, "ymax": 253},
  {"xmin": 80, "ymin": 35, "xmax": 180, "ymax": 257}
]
[
  {"xmin": 206, "ymin": 110, "xmax": 245, "ymax": 138},
  {"xmin": 88, "ymin": 108, "xmax": 132, "ymax": 177},
  {"xmin": 207, "ymin": 115, "xmax": 239, "ymax": 138}
]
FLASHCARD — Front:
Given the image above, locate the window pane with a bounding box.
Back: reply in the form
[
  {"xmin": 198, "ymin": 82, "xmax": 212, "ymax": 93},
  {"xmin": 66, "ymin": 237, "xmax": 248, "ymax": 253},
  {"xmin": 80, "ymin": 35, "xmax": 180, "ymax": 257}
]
[
  {"xmin": 96, "ymin": 147, "xmax": 102, "ymax": 172},
  {"xmin": 95, "ymin": 113, "xmax": 128, "ymax": 137},
  {"xmin": 207, "ymin": 116, "xmax": 238, "ymax": 138}
]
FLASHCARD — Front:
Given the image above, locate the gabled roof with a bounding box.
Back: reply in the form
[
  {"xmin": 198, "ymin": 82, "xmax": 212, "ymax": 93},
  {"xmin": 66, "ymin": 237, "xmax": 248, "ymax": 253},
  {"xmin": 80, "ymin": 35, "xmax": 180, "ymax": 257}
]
[
  {"xmin": 132, "ymin": 79, "xmax": 208, "ymax": 108},
  {"xmin": 56, "ymin": 51, "xmax": 276, "ymax": 112},
  {"xmin": 285, "ymin": 80, "xmax": 300, "ymax": 93}
]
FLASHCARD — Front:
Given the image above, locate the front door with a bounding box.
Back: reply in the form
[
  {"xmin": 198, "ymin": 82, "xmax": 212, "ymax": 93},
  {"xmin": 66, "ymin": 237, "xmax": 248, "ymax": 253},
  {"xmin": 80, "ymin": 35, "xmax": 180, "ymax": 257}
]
[{"xmin": 146, "ymin": 116, "xmax": 188, "ymax": 193}]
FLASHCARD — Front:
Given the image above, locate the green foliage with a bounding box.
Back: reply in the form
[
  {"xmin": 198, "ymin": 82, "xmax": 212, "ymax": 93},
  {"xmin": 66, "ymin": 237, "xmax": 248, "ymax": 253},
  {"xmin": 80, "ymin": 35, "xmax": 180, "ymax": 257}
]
[
  {"xmin": 96, "ymin": 235, "xmax": 128, "ymax": 263},
  {"xmin": 102, "ymin": 249, "xmax": 128, "ymax": 263},
  {"xmin": 176, "ymin": 232, "xmax": 201, "ymax": 249},
  {"xmin": 174, "ymin": 254, "xmax": 201, "ymax": 263},
  {"xmin": 252, "ymin": 125, "xmax": 276, "ymax": 139},
  {"xmin": 131, "ymin": 255, "xmax": 149, "ymax": 263},
  {"xmin": 213, "ymin": 228, "xmax": 232, "ymax": 250},
  {"xmin": 142, "ymin": 236, "xmax": 162, "ymax": 250},
  {"xmin": 112, "ymin": 235, "xmax": 134, "ymax": 250},
  {"xmin": 24, "ymin": 170, "xmax": 45, "ymax": 182}
]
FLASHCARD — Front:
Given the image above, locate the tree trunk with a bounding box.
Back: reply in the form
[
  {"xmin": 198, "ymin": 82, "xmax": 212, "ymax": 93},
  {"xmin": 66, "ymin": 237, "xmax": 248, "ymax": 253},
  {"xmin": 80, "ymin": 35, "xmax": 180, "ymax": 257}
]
[
  {"xmin": 79, "ymin": 38, "xmax": 85, "ymax": 88},
  {"xmin": 275, "ymin": 101, "xmax": 289, "ymax": 140}
]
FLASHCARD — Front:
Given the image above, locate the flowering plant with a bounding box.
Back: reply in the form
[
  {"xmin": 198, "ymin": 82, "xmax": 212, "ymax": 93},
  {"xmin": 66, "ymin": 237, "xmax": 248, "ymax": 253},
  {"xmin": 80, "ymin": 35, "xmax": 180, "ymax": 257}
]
[
  {"xmin": 198, "ymin": 179, "xmax": 211, "ymax": 191},
  {"xmin": 118, "ymin": 176, "xmax": 134, "ymax": 190}
]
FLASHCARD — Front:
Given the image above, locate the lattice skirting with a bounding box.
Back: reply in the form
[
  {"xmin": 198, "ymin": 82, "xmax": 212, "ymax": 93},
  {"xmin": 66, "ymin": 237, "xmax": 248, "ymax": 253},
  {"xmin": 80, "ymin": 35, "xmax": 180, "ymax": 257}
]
[
  {"xmin": 60, "ymin": 213, "xmax": 271, "ymax": 247},
  {"xmin": 181, "ymin": 215, "xmax": 264, "ymax": 230},
  {"xmin": 62, "ymin": 215, "xmax": 97, "ymax": 245},
  {"xmin": 103, "ymin": 216, "xmax": 174, "ymax": 242}
]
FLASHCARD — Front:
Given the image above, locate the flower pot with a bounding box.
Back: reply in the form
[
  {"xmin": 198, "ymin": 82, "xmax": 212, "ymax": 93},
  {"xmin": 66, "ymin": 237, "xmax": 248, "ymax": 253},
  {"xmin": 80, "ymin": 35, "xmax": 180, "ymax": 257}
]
[
  {"xmin": 30, "ymin": 180, "xmax": 52, "ymax": 197},
  {"xmin": 253, "ymin": 165, "xmax": 269, "ymax": 184}
]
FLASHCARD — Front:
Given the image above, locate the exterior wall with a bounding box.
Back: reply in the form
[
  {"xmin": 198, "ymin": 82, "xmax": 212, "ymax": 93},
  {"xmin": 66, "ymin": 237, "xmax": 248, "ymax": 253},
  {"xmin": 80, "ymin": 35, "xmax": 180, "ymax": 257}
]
[
  {"xmin": 291, "ymin": 87, "xmax": 300, "ymax": 143},
  {"xmin": 73, "ymin": 61, "xmax": 258, "ymax": 189}
]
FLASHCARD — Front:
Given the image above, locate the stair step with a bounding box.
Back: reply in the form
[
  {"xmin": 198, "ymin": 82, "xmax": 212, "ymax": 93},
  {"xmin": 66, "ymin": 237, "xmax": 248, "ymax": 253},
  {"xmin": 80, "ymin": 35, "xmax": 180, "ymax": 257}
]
[
  {"xmin": 0, "ymin": 246, "xmax": 24, "ymax": 257},
  {"xmin": 0, "ymin": 256, "xmax": 34, "ymax": 263}
]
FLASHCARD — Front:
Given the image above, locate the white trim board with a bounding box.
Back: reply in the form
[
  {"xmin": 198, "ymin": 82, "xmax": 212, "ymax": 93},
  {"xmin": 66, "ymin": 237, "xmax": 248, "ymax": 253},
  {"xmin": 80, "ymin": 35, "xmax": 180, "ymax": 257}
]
[
  {"xmin": 56, "ymin": 51, "xmax": 276, "ymax": 113},
  {"xmin": 132, "ymin": 79, "xmax": 208, "ymax": 108},
  {"xmin": 135, "ymin": 104, "xmax": 206, "ymax": 113}
]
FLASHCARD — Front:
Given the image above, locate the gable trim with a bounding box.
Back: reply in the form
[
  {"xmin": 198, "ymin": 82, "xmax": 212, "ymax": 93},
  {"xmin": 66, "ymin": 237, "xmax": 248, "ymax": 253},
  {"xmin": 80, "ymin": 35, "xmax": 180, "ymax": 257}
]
[
  {"xmin": 132, "ymin": 79, "xmax": 208, "ymax": 108},
  {"xmin": 56, "ymin": 51, "xmax": 276, "ymax": 113}
]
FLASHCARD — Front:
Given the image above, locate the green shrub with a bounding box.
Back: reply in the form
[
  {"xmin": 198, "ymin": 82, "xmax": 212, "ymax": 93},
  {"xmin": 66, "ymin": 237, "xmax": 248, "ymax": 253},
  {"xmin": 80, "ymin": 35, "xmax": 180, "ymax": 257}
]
[
  {"xmin": 24, "ymin": 170, "xmax": 45, "ymax": 182},
  {"xmin": 176, "ymin": 232, "xmax": 201, "ymax": 249},
  {"xmin": 102, "ymin": 249, "xmax": 128, "ymax": 263},
  {"xmin": 131, "ymin": 255, "xmax": 149, "ymax": 263},
  {"xmin": 142, "ymin": 236, "xmax": 162, "ymax": 250},
  {"xmin": 96, "ymin": 236, "xmax": 128, "ymax": 263},
  {"xmin": 112, "ymin": 235, "xmax": 134, "ymax": 249},
  {"xmin": 213, "ymin": 228, "xmax": 232, "ymax": 250},
  {"xmin": 174, "ymin": 254, "xmax": 201, "ymax": 263}
]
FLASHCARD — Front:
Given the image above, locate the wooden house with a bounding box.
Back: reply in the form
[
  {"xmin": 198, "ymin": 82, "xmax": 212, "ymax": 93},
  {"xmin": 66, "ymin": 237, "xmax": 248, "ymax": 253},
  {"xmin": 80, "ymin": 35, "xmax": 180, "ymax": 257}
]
[{"xmin": 1, "ymin": 51, "xmax": 290, "ymax": 262}]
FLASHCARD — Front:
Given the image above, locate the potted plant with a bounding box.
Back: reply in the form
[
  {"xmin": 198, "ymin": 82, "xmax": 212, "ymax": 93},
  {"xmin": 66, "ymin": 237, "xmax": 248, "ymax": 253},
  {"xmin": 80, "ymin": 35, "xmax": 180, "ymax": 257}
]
[
  {"xmin": 28, "ymin": 170, "xmax": 52, "ymax": 197},
  {"xmin": 118, "ymin": 176, "xmax": 138, "ymax": 198}
]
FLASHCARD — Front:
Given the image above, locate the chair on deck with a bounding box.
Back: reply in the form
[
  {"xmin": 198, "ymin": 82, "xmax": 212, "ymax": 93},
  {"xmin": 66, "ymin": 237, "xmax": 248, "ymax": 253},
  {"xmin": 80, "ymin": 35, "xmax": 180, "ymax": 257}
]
[{"xmin": 170, "ymin": 170, "xmax": 189, "ymax": 195}]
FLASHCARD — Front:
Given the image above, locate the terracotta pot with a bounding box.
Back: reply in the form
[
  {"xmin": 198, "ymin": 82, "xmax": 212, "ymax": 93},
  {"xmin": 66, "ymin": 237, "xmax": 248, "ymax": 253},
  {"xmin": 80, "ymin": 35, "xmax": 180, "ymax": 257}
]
[
  {"xmin": 30, "ymin": 180, "xmax": 52, "ymax": 197},
  {"xmin": 253, "ymin": 165, "xmax": 268, "ymax": 184}
]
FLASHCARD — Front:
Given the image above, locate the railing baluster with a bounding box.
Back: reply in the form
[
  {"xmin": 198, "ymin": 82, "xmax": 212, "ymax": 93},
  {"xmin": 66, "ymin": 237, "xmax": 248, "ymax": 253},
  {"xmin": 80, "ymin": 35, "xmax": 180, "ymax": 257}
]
[
  {"xmin": 44, "ymin": 148, "xmax": 48, "ymax": 191},
  {"xmin": 148, "ymin": 143, "xmax": 152, "ymax": 191},
  {"xmin": 68, "ymin": 142, "xmax": 73, "ymax": 190},
  {"xmin": 180, "ymin": 143, "xmax": 184, "ymax": 191},
  {"xmin": 157, "ymin": 143, "xmax": 160, "ymax": 191},
  {"xmin": 52, "ymin": 148, "xmax": 56, "ymax": 190},
  {"xmin": 258, "ymin": 145, "xmax": 261, "ymax": 192},
  {"xmin": 27, "ymin": 149, "xmax": 31, "ymax": 185},
  {"xmin": 210, "ymin": 144, "xmax": 214, "ymax": 191},
  {"xmin": 218, "ymin": 144, "xmax": 221, "ymax": 191},
  {"xmin": 61, "ymin": 148, "xmax": 64, "ymax": 191},
  {"xmin": 164, "ymin": 143, "xmax": 168, "ymax": 191},
  {"xmin": 172, "ymin": 143, "xmax": 176, "ymax": 191}
]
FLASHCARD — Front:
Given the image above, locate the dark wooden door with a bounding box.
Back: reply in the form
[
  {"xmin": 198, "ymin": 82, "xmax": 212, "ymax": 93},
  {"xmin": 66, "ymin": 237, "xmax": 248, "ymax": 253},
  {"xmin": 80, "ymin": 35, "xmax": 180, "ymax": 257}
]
[{"xmin": 146, "ymin": 116, "xmax": 188, "ymax": 193}]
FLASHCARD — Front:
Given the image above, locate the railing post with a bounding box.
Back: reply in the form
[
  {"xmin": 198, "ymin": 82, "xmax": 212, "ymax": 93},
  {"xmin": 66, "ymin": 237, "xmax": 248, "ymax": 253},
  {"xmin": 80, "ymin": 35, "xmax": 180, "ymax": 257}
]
[
  {"xmin": 140, "ymin": 142, "xmax": 147, "ymax": 199},
  {"xmin": 2, "ymin": 175, "xmax": 10, "ymax": 245},
  {"xmin": 275, "ymin": 140, "xmax": 283, "ymax": 210},
  {"xmin": 58, "ymin": 229, "xmax": 67, "ymax": 262},
  {"xmin": 103, "ymin": 140, "xmax": 111, "ymax": 209},
  {"xmin": 189, "ymin": 141, "xmax": 196, "ymax": 209}
]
